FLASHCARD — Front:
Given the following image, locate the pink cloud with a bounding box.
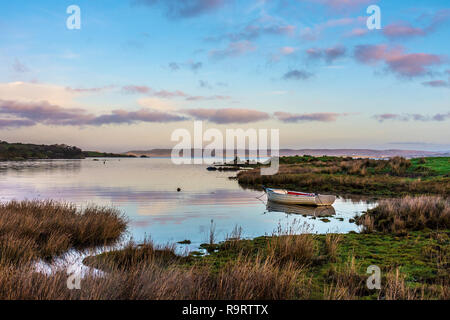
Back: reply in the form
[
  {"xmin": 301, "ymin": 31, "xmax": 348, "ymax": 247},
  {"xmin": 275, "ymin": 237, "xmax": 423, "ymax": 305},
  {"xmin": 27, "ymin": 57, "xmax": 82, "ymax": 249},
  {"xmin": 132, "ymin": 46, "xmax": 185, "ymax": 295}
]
[
  {"xmin": 270, "ymin": 47, "xmax": 297, "ymax": 63},
  {"xmin": 0, "ymin": 99, "xmax": 186, "ymax": 128},
  {"xmin": 306, "ymin": 45, "xmax": 346, "ymax": 64},
  {"xmin": 354, "ymin": 44, "xmax": 446, "ymax": 77},
  {"xmin": 422, "ymin": 80, "xmax": 450, "ymax": 88},
  {"xmin": 274, "ymin": 112, "xmax": 349, "ymax": 123},
  {"xmin": 186, "ymin": 95, "xmax": 230, "ymax": 101},
  {"xmin": 387, "ymin": 53, "xmax": 444, "ymax": 77},
  {"xmin": 209, "ymin": 41, "xmax": 256, "ymax": 59},
  {"xmin": 374, "ymin": 113, "xmax": 450, "ymax": 122},
  {"xmin": 383, "ymin": 9, "xmax": 450, "ymax": 40},
  {"xmin": 383, "ymin": 22, "xmax": 426, "ymax": 39},
  {"xmin": 281, "ymin": 47, "xmax": 296, "ymax": 55},
  {"xmin": 122, "ymin": 85, "xmax": 230, "ymax": 101},
  {"xmin": 66, "ymin": 85, "xmax": 115, "ymax": 93},
  {"xmin": 153, "ymin": 89, "xmax": 188, "ymax": 98},
  {"xmin": 183, "ymin": 108, "xmax": 270, "ymax": 124},
  {"xmin": 88, "ymin": 109, "xmax": 187, "ymax": 125},
  {"xmin": 307, "ymin": 0, "xmax": 375, "ymax": 11},
  {"xmin": 301, "ymin": 16, "xmax": 365, "ymax": 41},
  {"xmin": 135, "ymin": 0, "xmax": 227, "ymax": 19},
  {"xmin": 0, "ymin": 119, "xmax": 35, "ymax": 128},
  {"xmin": 345, "ymin": 28, "xmax": 369, "ymax": 38},
  {"xmin": 122, "ymin": 85, "xmax": 152, "ymax": 94},
  {"xmin": 282, "ymin": 70, "xmax": 314, "ymax": 80}
]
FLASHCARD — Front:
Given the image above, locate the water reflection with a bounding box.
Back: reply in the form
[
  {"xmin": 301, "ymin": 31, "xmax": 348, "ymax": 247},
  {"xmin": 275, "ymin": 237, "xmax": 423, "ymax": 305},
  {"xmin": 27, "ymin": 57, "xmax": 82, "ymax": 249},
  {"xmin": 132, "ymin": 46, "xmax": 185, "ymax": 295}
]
[
  {"xmin": 0, "ymin": 160, "xmax": 82, "ymax": 174},
  {"xmin": 0, "ymin": 158, "xmax": 376, "ymax": 248},
  {"xmin": 266, "ymin": 201, "xmax": 336, "ymax": 217}
]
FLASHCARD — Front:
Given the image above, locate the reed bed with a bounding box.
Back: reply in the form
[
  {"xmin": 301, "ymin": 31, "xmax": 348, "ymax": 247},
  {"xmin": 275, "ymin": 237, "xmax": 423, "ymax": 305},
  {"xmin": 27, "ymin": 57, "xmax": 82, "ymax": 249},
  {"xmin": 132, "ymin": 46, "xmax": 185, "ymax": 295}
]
[
  {"xmin": 83, "ymin": 239, "xmax": 183, "ymax": 271},
  {"xmin": 267, "ymin": 222, "xmax": 317, "ymax": 267},
  {"xmin": 324, "ymin": 257, "xmax": 367, "ymax": 300},
  {"xmin": 380, "ymin": 268, "xmax": 422, "ymax": 300},
  {"xmin": 357, "ymin": 196, "xmax": 450, "ymax": 234},
  {"xmin": 324, "ymin": 234, "xmax": 342, "ymax": 262},
  {"xmin": 0, "ymin": 253, "xmax": 308, "ymax": 300},
  {"xmin": 0, "ymin": 200, "xmax": 127, "ymax": 265}
]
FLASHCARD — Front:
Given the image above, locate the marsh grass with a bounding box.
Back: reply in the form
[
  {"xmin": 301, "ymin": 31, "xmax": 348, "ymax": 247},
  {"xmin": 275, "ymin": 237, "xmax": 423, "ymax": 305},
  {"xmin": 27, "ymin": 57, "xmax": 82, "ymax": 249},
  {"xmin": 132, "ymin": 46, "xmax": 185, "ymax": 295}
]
[
  {"xmin": 0, "ymin": 251, "xmax": 308, "ymax": 300},
  {"xmin": 237, "ymin": 156, "xmax": 450, "ymax": 196},
  {"xmin": 83, "ymin": 239, "xmax": 184, "ymax": 271},
  {"xmin": 267, "ymin": 234, "xmax": 316, "ymax": 267},
  {"xmin": 357, "ymin": 196, "xmax": 450, "ymax": 234},
  {"xmin": 324, "ymin": 257, "xmax": 367, "ymax": 300},
  {"xmin": 324, "ymin": 234, "xmax": 342, "ymax": 262},
  {"xmin": 266, "ymin": 221, "xmax": 317, "ymax": 267},
  {"xmin": 0, "ymin": 200, "xmax": 127, "ymax": 265},
  {"xmin": 213, "ymin": 254, "xmax": 310, "ymax": 299},
  {"xmin": 380, "ymin": 268, "xmax": 422, "ymax": 300},
  {"xmin": 222, "ymin": 225, "xmax": 244, "ymax": 251}
]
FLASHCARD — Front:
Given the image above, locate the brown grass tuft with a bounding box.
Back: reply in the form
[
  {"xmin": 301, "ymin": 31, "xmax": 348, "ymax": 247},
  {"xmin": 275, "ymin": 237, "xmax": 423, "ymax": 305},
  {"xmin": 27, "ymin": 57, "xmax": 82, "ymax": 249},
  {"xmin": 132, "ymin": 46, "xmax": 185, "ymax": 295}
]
[
  {"xmin": 267, "ymin": 222, "xmax": 317, "ymax": 267},
  {"xmin": 380, "ymin": 268, "xmax": 421, "ymax": 300},
  {"xmin": 324, "ymin": 257, "xmax": 366, "ymax": 300},
  {"xmin": 357, "ymin": 196, "xmax": 450, "ymax": 234},
  {"xmin": 324, "ymin": 234, "xmax": 342, "ymax": 262},
  {"xmin": 0, "ymin": 200, "xmax": 127, "ymax": 265}
]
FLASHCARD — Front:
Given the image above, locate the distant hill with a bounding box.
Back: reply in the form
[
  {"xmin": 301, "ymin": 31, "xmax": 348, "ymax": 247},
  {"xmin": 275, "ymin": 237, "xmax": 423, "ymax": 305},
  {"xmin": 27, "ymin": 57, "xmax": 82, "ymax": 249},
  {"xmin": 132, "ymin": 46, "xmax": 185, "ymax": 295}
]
[
  {"xmin": 0, "ymin": 141, "xmax": 135, "ymax": 161},
  {"xmin": 1, "ymin": 140, "xmax": 442, "ymax": 161},
  {"xmin": 125, "ymin": 148, "xmax": 443, "ymax": 159}
]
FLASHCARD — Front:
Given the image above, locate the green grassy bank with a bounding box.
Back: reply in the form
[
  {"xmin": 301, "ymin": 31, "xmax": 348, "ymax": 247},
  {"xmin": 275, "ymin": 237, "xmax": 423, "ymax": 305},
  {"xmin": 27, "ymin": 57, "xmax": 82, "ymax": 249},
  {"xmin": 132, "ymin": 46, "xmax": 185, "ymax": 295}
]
[{"xmin": 237, "ymin": 156, "xmax": 450, "ymax": 196}]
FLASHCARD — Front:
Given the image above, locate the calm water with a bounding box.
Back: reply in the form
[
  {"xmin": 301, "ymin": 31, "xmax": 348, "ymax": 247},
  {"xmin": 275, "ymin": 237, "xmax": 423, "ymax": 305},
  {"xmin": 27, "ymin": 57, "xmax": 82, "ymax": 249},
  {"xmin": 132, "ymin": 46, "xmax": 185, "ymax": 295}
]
[{"xmin": 0, "ymin": 158, "xmax": 376, "ymax": 250}]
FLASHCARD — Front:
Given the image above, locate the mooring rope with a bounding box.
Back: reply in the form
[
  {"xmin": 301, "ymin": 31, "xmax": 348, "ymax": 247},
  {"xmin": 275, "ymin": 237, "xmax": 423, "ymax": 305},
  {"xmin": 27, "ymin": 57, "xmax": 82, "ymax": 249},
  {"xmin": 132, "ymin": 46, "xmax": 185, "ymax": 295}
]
[{"xmin": 256, "ymin": 192, "xmax": 266, "ymax": 200}]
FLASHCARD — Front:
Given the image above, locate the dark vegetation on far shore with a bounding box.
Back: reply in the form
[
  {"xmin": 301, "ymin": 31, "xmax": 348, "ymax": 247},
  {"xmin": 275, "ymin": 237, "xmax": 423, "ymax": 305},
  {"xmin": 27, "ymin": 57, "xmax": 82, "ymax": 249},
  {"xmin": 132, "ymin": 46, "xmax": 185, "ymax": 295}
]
[
  {"xmin": 237, "ymin": 155, "xmax": 450, "ymax": 196},
  {"xmin": 0, "ymin": 141, "xmax": 135, "ymax": 161},
  {"xmin": 82, "ymin": 151, "xmax": 136, "ymax": 158}
]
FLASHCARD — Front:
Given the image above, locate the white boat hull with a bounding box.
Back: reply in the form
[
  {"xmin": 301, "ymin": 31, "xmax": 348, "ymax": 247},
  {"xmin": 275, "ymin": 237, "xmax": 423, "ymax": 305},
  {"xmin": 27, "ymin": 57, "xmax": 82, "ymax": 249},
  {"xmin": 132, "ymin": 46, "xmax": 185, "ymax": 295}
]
[{"xmin": 266, "ymin": 188, "xmax": 336, "ymax": 206}]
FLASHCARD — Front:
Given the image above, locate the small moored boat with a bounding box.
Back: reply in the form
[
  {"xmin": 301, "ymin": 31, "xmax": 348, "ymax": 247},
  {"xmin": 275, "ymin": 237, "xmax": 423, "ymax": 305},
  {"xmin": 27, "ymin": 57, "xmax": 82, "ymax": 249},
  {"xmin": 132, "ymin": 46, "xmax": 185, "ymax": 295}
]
[{"xmin": 265, "ymin": 188, "xmax": 336, "ymax": 206}]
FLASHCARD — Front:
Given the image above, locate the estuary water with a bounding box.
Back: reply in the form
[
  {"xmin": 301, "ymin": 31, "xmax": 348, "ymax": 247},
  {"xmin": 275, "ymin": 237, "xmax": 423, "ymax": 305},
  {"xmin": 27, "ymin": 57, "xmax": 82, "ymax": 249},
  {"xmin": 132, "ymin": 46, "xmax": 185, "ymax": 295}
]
[{"xmin": 0, "ymin": 158, "xmax": 376, "ymax": 250}]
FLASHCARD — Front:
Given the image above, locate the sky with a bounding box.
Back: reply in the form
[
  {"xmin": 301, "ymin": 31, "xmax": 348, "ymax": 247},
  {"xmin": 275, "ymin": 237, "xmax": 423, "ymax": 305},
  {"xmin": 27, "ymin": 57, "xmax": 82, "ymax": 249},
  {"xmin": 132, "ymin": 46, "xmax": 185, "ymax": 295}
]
[{"xmin": 0, "ymin": 0, "xmax": 449, "ymax": 152}]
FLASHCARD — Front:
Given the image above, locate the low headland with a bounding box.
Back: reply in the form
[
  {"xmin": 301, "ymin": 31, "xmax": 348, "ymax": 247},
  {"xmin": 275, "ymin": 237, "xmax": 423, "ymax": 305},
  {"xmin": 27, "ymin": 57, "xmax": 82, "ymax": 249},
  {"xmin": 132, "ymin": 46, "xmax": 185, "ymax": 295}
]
[{"xmin": 0, "ymin": 140, "xmax": 135, "ymax": 161}]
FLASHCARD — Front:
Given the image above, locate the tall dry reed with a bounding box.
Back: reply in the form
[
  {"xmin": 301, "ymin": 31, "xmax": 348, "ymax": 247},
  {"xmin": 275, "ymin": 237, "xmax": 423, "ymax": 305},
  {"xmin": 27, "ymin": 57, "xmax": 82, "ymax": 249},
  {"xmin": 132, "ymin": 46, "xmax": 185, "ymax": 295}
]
[
  {"xmin": 357, "ymin": 196, "xmax": 450, "ymax": 233},
  {"xmin": 0, "ymin": 200, "xmax": 127, "ymax": 265}
]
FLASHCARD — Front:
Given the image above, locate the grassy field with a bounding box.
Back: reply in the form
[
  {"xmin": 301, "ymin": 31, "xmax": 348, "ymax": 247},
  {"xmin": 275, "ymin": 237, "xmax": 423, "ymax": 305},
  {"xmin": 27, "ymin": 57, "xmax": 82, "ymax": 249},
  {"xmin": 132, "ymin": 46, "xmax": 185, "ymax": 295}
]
[
  {"xmin": 237, "ymin": 156, "xmax": 450, "ymax": 196},
  {"xmin": 188, "ymin": 230, "xmax": 449, "ymax": 300},
  {"xmin": 410, "ymin": 157, "xmax": 450, "ymax": 176}
]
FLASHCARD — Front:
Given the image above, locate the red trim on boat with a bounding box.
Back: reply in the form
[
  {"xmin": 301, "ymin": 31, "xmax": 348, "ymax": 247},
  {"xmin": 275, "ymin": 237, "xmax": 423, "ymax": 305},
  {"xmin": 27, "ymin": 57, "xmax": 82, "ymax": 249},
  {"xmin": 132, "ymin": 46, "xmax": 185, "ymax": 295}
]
[{"xmin": 287, "ymin": 191, "xmax": 314, "ymax": 196}]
